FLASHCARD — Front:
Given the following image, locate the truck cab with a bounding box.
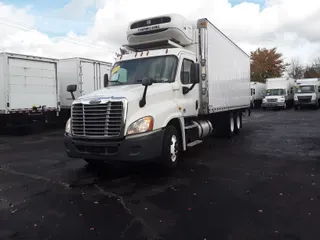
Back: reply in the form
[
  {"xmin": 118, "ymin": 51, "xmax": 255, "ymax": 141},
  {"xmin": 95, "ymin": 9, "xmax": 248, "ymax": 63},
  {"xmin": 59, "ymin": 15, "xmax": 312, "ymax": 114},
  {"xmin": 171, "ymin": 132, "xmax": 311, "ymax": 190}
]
[
  {"xmin": 64, "ymin": 14, "xmax": 202, "ymax": 169},
  {"xmin": 294, "ymin": 78, "xmax": 320, "ymax": 110}
]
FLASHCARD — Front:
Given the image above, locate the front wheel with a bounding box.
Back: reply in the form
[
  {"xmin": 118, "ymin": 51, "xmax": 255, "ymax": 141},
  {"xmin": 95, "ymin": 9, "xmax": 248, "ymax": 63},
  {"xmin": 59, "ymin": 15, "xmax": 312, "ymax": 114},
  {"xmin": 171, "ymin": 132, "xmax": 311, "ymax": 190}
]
[{"xmin": 160, "ymin": 125, "xmax": 181, "ymax": 170}]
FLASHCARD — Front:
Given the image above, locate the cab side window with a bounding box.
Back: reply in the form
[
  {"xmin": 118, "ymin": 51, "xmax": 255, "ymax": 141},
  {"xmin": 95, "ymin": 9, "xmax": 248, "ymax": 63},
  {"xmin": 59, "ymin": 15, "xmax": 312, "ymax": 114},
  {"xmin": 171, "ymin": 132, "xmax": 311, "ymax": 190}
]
[
  {"xmin": 180, "ymin": 59, "xmax": 193, "ymax": 85},
  {"xmin": 318, "ymin": 86, "xmax": 320, "ymax": 92}
]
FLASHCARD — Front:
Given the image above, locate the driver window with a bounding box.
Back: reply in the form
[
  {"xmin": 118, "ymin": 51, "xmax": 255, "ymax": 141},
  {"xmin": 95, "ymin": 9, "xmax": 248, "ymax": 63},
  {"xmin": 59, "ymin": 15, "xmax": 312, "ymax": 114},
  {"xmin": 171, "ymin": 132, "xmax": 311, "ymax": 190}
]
[{"xmin": 180, "ymin": 59, "xmax": 193, "ymax": 85}]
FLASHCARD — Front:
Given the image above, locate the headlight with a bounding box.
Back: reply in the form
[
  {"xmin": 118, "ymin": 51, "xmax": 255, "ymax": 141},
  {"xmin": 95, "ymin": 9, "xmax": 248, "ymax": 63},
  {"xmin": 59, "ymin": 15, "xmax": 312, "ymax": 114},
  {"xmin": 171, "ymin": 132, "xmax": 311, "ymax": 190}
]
[
  {"xmin": 65, "ymin": 118, "xmax": 71, "ymax": 134},
  {"xmin": 127, "ymin": 116, "xmax": 154, "ymax": 135},
  {"xmin": 263, "ymin": 98, "xmax": 267, "ymax": 103}
]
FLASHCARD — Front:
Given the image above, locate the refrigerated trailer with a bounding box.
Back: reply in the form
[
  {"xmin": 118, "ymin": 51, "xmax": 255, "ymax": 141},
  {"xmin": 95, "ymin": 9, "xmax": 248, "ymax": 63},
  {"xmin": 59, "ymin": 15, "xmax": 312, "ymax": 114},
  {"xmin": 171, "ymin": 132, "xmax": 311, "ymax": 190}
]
[
  {"xmin": 0, "ymin": 52, "xmax": 59, "ymax": 127},
  {"xmin": 57, "ymin": 57, "xmax": 112, "ymax": 121},
  {"xmin": 64, "ymin": 14, "xmax": 251, "ymax": 169}
]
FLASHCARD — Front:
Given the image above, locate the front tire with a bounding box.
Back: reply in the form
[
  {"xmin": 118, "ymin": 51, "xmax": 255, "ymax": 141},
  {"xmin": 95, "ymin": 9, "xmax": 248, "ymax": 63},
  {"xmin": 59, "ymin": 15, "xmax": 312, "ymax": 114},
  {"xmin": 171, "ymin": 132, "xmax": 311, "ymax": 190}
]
[{"xmin": 160, "ymin": 125, "xmax": 181, "ymax": 170}]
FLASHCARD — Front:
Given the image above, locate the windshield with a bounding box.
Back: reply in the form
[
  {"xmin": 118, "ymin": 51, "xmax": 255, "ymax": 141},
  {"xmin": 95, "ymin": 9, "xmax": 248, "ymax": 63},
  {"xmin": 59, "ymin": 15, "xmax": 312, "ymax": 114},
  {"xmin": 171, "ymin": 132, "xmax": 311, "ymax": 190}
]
[
  {"xmin": 295, "ymin": 85, "xmax": 315, "ymax": 93},
  {"xmin": 266, "ymin": 89, "xmax": 286, "ymax": 96},
  {"xmin": 109, "ymin": 55, "xmax": 178, "ymax": 86}
]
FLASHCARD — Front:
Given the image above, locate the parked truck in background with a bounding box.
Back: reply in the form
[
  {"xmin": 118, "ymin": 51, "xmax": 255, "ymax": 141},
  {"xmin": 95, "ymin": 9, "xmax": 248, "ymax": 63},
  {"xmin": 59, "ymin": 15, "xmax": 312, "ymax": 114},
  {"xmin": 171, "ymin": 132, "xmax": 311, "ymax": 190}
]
[
  {"xmin": 58, "ymin": 57, "xmax": 112, "ymax": 122},
  {"xmin": 262, "ymin": 77, "xmax": 295, "ymax": 110},
  {"xmin": 64, "ymin": 14, "xmax": 251, "ymax": 169},
  {"xmin": 294, "ymin": 78, "xmax": 320, "ymax": 110},
  {"xmin": 0, "ymin": 52, "xmax": 59, "ymax": 128},
  {"xmin": 250, "ymin": 81, "xmax": 266, "ymax": 108}
]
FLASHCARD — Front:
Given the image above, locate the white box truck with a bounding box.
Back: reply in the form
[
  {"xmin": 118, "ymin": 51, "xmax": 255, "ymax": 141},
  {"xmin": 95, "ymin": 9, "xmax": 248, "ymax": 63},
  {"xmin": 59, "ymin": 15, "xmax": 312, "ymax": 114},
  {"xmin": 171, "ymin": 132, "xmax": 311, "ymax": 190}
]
[
  {"xmin": 57, "ymin": 57, "xmax": 112, "ymax": 121},
  {"xmin": 63, "ymin": 14, "xmax": 251, "ymax": 169},
  {"xmin": 0, "ymin": 52, "xmax": 59, "ymax": 127},
  {"xmin": 261, "ymin": 77, "xmax": 295, "ymax": 110},
  {"xmin": 294, "ymin": 78, "xmax": 320, "ymax": 110},
  {"xmin": 250, "ymin": 81, "xmax": 266, "ymax": 108}
]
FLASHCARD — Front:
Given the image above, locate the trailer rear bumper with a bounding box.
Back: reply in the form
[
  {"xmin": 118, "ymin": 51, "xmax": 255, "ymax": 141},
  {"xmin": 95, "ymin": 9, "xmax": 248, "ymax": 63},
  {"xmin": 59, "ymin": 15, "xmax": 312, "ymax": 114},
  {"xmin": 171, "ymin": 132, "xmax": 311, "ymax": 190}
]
[{"xmin": 64, "ymin": 129, "xmax": 165, "ymax": 162}]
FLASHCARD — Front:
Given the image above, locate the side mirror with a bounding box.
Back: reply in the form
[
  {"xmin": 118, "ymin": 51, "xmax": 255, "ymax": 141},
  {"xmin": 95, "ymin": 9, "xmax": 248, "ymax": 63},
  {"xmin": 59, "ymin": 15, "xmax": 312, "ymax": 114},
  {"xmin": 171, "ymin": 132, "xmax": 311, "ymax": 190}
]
[
  {"xmin": 142, "ymin": 77, "xmax": 153, "ymax": 86},
  {"xmin": 104, "ymin": 74, "xmax": 109, "ymax": 87},
  {"xmin": 190, "ymin": 63, "xmax": 200, "ymax": 84},
  {"xmin": 67, "ymin": 84, "xmax": 77, "ymax": 93},
  {"xmin": 67, "ymin": 84, "xmax": 77, "ymax": 100}
]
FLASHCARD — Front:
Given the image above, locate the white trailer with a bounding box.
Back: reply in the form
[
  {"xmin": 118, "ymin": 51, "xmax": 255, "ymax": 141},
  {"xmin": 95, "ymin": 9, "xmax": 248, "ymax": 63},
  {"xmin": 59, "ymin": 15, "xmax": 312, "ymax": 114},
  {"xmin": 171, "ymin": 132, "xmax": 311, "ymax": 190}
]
[
  {"xmin": 250, "ymin": 81, "xmax": 266, "ymax": 108},
  {"xmin": 0, "ymin": 52, "xmax": 59, "ymax": 127},
  {"xmin": 294, "ymin": 78, "xmax": 320, "ymax": 110},
  {"xmin": 64, "ymin": 14, "xmax": 251, "ymax": 169},
  {"xmin": 57, "ymin": 57, "xmax": 112, "ymax": 120},
  {"xmin": 262, "ymin": 77, "xmax": 295, "ymax": 110}
]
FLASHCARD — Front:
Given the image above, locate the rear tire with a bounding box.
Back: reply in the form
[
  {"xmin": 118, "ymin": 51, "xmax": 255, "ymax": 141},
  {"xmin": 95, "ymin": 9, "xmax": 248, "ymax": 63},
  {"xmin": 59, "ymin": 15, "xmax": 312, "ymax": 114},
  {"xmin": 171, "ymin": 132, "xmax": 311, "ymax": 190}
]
[
  {"xmin": 160, "ymin": 125, "xmax": 181, "ymax": 170},
  {"xmin": 234, "ymin": 112, "xmax": 241, "ymax": 134},
  {"xmin": 222, "ymin": 113, "xmax": 235, "ymax": 138}
]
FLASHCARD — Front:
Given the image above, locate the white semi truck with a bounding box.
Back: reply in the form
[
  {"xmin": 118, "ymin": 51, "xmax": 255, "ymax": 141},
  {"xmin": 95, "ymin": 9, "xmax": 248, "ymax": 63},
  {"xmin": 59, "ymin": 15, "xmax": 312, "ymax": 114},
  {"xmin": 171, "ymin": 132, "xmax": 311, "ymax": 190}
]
[
  {"xmin": 57, "ymin": 57, "xmax": 112, "ymax": 122},
  {"xmin": 250, "ymin": 81, "xmax": 266, "ymax": 108},
  {"xmin": 261, "ymin": 77, "xmax": 295, "ymax": 110},
  {"xmin": 294, "ymin": 78, "xmax": 320, "ymax": 110},
  {"xmin": 64, "ymin": 14, "xmax": 251, "ymax": 169},
  {"xmin": 0, "ymin": 52, "xmax": 59, "ymax": 127}
]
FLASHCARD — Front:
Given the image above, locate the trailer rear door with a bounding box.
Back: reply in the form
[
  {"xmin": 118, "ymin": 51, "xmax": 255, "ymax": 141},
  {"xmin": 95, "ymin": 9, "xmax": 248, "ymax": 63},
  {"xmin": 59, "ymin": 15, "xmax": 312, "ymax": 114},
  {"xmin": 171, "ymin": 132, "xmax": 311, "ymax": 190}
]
[{"xmin": 8, "ymin": 57, "xmax": 58, "ymax": 110}]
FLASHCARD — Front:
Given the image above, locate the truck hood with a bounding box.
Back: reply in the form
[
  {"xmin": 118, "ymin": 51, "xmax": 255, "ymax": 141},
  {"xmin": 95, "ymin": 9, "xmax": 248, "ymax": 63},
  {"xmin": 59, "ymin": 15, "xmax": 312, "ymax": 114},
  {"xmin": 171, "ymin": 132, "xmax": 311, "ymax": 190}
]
[{"xmin": 75, "ymin": 84, "xmax": 173, "ymax": 103}]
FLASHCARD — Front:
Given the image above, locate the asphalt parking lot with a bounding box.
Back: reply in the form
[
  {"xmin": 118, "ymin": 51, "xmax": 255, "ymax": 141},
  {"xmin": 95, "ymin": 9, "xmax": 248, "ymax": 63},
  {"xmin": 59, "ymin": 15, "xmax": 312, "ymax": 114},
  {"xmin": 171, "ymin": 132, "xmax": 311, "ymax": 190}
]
[{"xmin": 0, "ymin": 109, "xmax": 320, "ymax": 240}]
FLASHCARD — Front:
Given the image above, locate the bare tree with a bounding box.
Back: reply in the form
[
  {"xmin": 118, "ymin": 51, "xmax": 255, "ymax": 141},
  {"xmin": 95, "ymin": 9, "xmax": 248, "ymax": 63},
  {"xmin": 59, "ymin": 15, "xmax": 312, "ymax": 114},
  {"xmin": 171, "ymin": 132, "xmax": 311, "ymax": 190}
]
[
  {"xmin": 287, "ymin": 57, "xmax": 305, "ymax": 79},
  {"xmin": 304, "ymin": 57, "xmax": 320, "ymax": 78}
]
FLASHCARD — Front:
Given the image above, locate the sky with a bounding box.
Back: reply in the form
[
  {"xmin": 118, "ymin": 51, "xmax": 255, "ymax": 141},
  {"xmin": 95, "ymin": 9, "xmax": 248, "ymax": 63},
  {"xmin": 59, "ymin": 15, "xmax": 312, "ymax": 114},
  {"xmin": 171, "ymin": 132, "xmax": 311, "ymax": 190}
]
[{"xmin": 0, "ymin": 0, "xmax": 319, "ymax": 65}]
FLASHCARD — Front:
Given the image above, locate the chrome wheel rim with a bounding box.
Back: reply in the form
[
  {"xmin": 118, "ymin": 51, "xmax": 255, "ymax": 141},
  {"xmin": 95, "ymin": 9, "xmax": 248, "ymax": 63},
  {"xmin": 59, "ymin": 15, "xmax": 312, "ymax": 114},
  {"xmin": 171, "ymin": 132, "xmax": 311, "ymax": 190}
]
[
  {"xmin": 170, "ymin": 135, "xmax": 178, "ymax": 162},
  {"xmin": 230, "ymin": 117, "xmax": 234, "ymax": 133},
  {"xmin": 236, "ymin": 115, "xmax": 241, "ymax": 129}
]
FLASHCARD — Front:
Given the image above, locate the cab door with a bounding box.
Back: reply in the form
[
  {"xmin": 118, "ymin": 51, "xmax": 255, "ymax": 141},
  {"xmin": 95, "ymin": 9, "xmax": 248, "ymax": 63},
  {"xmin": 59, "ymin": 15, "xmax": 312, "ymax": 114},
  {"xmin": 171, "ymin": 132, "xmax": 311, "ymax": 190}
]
[{"xmin": 172, "ymin": 53, "xmax": 200, "ymax": 117}]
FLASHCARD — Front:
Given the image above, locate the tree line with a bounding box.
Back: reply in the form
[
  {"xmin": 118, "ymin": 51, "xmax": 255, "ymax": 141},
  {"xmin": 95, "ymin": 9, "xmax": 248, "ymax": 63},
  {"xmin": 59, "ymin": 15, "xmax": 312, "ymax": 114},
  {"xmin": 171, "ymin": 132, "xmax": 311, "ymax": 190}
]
[{"xmin": 250, "ymin": 47, "xmax": 320, "ymax": 83}]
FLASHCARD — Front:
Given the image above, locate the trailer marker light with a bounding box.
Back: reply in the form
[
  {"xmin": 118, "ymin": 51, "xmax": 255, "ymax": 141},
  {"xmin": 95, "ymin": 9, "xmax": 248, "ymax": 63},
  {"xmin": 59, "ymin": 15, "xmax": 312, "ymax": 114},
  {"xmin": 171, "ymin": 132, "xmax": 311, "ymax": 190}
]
[
  {"xmin": 140, "ymin": 52, "xmax": 143, "ymax": 56},
  {"xmin": 165, "ymin": 49, "xmax": 168, "ymax": 54},
  {"xmin": 135, "ymin": 52, "xmax": 138, "ymax": 57},
  {"xmin": 201, "ymin": 21, "xmax": 206, "ymax": 27},
  {"xmin": 146, "ymin": 51, "xmax": 149, "ymax": 56}
]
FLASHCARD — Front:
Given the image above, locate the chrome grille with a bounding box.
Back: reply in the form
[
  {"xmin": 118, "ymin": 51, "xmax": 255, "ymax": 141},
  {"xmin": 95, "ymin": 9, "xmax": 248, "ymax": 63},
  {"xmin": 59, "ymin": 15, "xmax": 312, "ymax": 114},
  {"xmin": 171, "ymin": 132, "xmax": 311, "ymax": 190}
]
[
  {"xmin": 267, "ymin": 98, "xmax": 277, "ymax": 103},
  {"xmin": 71, "ymin": 101, "xmax": 123, "ymax": 137}
]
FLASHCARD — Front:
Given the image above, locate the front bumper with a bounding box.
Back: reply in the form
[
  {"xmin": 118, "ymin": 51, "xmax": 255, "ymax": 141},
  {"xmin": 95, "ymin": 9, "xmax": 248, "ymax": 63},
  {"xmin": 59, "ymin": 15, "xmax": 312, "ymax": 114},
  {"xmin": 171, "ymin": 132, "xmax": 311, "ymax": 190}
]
[
  {"xmin": 261, "ymin": 102, "xmax": 286, "ymax": 108},
  {"xmin": 64, "ymin": 129, "xmax": 165, "ymax": 162},
  {"xmin": 294, "ymin": 100, "xmax": 317, "ymax": 106}
]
